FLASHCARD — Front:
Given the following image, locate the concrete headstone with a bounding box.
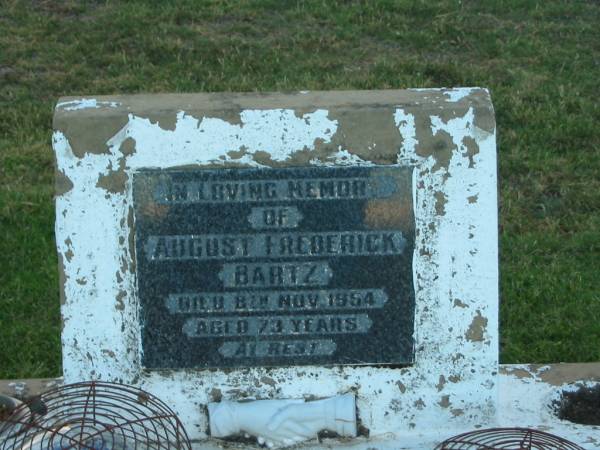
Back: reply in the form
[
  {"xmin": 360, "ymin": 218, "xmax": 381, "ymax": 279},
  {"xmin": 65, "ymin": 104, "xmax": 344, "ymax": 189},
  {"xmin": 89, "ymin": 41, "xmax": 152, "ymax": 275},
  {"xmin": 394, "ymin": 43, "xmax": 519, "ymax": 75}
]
[{"xmin": 53, "ymin": 89, "xmax": 498, "ymax": 444}]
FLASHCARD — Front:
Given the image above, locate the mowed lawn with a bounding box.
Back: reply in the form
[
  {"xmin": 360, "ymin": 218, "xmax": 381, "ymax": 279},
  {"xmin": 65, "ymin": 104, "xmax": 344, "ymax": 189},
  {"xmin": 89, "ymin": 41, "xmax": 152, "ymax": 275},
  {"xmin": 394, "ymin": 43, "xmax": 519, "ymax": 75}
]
[{"xmin": 0, "ymin": 1, "xmax": 599, "ymax": 379}]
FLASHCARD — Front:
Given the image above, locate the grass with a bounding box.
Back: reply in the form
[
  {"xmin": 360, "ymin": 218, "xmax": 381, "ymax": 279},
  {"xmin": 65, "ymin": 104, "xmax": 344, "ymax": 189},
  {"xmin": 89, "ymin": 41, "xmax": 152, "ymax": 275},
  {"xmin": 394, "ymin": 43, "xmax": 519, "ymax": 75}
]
[{"xmin": 1, "ymin": 0, "xmax": 599, "ymax": 378}]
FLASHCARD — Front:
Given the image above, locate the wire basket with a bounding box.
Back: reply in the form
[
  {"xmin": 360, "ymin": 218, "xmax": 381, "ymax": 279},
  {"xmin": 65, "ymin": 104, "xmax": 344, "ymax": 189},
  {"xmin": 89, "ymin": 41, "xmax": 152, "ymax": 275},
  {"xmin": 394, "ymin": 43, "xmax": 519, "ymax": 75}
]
[
  {"xmin": 0, "ymin": 381, "xmax": 191, "ymax": 450},
  {"xmin": 435, "ymin": 427, "xmax": 585, "ymax": 450}
]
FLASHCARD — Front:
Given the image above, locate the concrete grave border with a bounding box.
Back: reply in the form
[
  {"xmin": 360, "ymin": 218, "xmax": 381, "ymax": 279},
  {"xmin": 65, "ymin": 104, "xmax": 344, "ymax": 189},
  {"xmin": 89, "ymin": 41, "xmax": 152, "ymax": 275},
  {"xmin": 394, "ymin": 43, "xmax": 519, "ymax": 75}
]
[{"xmin": 3, "ymin": 364, "xmax": 599, "ymax": 448}]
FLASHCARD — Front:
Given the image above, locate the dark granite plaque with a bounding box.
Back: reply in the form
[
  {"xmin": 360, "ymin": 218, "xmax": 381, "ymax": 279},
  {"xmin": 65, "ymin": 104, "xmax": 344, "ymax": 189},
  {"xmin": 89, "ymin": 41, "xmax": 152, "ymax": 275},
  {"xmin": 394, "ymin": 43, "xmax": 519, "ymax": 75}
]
[{"xmin": 132, "ymin": 166, "xmax": 415, "ymax": 369}]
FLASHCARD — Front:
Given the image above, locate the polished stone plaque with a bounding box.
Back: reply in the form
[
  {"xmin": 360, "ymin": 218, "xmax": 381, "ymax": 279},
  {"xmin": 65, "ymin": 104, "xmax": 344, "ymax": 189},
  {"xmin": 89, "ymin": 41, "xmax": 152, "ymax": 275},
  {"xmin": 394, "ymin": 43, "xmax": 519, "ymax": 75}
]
[{"xmin": 133, "ymin": 166, "xmax": 415, "ymax": 369}]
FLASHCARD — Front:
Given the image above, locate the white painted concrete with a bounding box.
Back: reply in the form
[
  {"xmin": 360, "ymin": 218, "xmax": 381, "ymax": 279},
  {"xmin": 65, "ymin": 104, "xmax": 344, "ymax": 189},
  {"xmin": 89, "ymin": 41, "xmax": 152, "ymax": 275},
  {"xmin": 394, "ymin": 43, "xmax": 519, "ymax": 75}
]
[
  {"xmin": 195, "ymin": 365, "xmax": 600, "ymax": 448},
  {"xmin": 2, "ymin": 364, "xmax": 598, "ymax": 448},
  {"xmin": 56, "ymin": 98, "xmax": 121, "ymax": 111},
  {"xmin": 53, "ymin": 89, "xmax": 501, "ymax": 445}
]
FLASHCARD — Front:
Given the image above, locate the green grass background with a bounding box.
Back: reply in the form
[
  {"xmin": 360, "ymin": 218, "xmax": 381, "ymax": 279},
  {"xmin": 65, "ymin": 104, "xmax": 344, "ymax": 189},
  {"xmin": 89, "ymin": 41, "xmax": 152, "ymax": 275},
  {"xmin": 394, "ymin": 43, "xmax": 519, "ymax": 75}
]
[{"xmin": 1, "ymin": 0, "xmax": 599, "ymax": 379}]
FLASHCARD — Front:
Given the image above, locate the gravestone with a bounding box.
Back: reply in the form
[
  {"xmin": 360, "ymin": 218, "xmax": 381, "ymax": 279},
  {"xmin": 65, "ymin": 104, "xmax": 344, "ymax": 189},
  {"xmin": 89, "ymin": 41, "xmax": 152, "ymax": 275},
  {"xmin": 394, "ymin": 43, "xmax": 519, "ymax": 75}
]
[{"xmin": 53, "ymin": 89, "xmax": 498, "ymax": 444}]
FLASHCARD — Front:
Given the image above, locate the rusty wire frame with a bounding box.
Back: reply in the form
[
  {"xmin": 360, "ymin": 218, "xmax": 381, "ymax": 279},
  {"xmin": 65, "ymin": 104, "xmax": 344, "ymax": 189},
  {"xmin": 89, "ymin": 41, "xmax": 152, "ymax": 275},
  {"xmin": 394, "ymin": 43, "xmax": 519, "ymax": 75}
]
[
  {"xmin": 0, "ymin": 381, "xmax": 191, "ymax": 450},
  {"xmin": 435, "ymin": 427, "xmax": 585, "ymax": 450}
]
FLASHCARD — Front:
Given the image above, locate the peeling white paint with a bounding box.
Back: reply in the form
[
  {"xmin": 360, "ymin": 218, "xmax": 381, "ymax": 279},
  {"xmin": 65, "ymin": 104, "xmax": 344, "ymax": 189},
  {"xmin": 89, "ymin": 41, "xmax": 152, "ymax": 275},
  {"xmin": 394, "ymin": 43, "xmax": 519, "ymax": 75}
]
[
  {"xmin": 309, "ymin": 148, "xmax": 374, "ymax": 166},
  {"xmin": 54, "ymin": 90, "xmax": 504, "ymax": 446},
  {"xmin": 498, "ymin": 365, "xmax": 600, "ymax": 449},
  {"xmin": 443, "ymin": 87, "xmax": 478, "ymax": 103},
  {"xmin": 5, "ymin": 364, "xmax": 598, "ymax": 449},
  {"xmin": 55, "ymin": 106, "xmax": 340, "ymax": 383},
  {"xmin": 394, "ymin": 109, "xmax": 418, "ymax": 164},
  {"xmin": 53, "ymin": 130, "xmax": 138, "ymax": 381},
  {"xmin": 111, "ymin": 109, "xmax": 338, "ymax": 168},
  {"xmin": 56, "ymin": 98, "xmax": 121, "ymax": 111}
]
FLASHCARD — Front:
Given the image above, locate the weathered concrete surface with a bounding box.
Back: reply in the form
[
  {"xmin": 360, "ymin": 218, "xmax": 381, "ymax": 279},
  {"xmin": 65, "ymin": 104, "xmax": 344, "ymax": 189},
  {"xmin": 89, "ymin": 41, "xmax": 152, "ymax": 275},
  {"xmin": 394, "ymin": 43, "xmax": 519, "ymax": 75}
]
[
  {"xmin": 52, "ymin": 88, "xmax": 498, "ymax": 442},
  {"xmin": 498, "ymin": 364, "xmax": 600, "ymax": 449},
  {"xmin": 3, "ymin": 364, "xmax": 599, "ymax": 448},
  {"xmin": 0, "ymin": 378, "xmax": 62, "ymax": 399}
]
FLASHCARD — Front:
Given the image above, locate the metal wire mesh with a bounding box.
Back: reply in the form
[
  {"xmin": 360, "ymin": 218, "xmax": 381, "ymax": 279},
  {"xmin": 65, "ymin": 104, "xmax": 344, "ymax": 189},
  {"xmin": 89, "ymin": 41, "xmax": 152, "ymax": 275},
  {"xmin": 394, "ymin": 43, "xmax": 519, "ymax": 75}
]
[
  {"xmin": 0, "ymin": 381, "xmax": 191, "ymax": 450},
  {"xmin": 435, "ymin": 427, "xmax": 585, "ymax": 450}
]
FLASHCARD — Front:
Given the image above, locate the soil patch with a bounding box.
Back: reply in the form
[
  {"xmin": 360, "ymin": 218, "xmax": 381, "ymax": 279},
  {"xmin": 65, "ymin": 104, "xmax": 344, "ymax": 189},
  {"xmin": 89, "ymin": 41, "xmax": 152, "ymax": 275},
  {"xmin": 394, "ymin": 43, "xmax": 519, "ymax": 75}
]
[{"xmin": 555, "ymin": 384, "xmax": 600, "ymax": 426}]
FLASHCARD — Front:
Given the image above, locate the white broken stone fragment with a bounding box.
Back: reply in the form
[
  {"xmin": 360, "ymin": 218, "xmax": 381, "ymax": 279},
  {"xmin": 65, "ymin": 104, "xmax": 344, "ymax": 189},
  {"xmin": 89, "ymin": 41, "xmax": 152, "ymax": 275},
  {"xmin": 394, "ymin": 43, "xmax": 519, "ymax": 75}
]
[{"xmin": 208, "ymin": 394, "xmax": 357, "ymax": 448}]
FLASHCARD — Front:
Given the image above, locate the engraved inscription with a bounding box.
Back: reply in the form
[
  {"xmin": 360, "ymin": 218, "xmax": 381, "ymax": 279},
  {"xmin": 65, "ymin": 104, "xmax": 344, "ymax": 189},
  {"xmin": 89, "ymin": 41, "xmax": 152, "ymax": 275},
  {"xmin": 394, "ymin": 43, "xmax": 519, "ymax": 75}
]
[
  {"xmin": 145, "ymin": 234, "xmax": 252, "ymax": 260},
  {"xmin": 219, "ymin": 262, "xmax": 333, "ymax": 288},
  {"xmin": 248, "ymin": 206, "xmax": 303, "ymax": 229},
  {"xmin": 165, "ymin": 289, "xmax": 389, "ymax": 314},
  {"xmin": 133, "ymin": 166, "xmax": 416, "ymax": 369},
  {"xmin": 144, "ymin": 231, "xmax": 406, "ymax": 261},
  {"xmin": 182, "ymin": 314, "xmax": 372, "ymax": 337},
  {"xmin": 153, "ymin": 176, "xmax": 398, "ymax": 204},
  {"xmin": 219, "ymin": 340, "xmax": 337, "ymax": 358}
]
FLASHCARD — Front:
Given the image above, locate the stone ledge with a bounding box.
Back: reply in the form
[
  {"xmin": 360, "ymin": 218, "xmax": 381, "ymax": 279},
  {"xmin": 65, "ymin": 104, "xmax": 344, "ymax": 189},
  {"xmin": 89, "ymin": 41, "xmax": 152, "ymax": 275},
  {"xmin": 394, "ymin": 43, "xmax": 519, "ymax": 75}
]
[{"xmin": 2, "ymin": 363, "xmax": 599, "ymax": 449}]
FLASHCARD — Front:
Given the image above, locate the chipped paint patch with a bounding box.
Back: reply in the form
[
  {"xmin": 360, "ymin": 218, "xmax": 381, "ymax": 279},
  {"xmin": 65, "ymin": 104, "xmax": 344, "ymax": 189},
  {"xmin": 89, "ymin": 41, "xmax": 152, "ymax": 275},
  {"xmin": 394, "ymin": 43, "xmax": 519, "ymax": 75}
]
[
  {"xmin": 438, "ymin": 395, "xmax": 451, "ymax": 408},
  {"xmin": 394, "ymin": 109, "xmax": 418, "ymax": 161},
  {"xmin": 309, "ymin": 148, "xmax": 374, "ymax": 166},
  {"xmin": 434, "ymin": 191, "xmax": 447, "ymax": 216},
  {"xmin": 443, "ymin": 88, "xmax": 478, "ymax": 103},
  {"xmin": 465, "ymin": 310, "xmax": 488, "ymax": 342},
  {"xmin": 453, "ymin": 299, "xmax": 468, "ymax": 308},
  {"xmin": 56, "ymin": 98, "xmax": 121, "ymax": 111}
]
